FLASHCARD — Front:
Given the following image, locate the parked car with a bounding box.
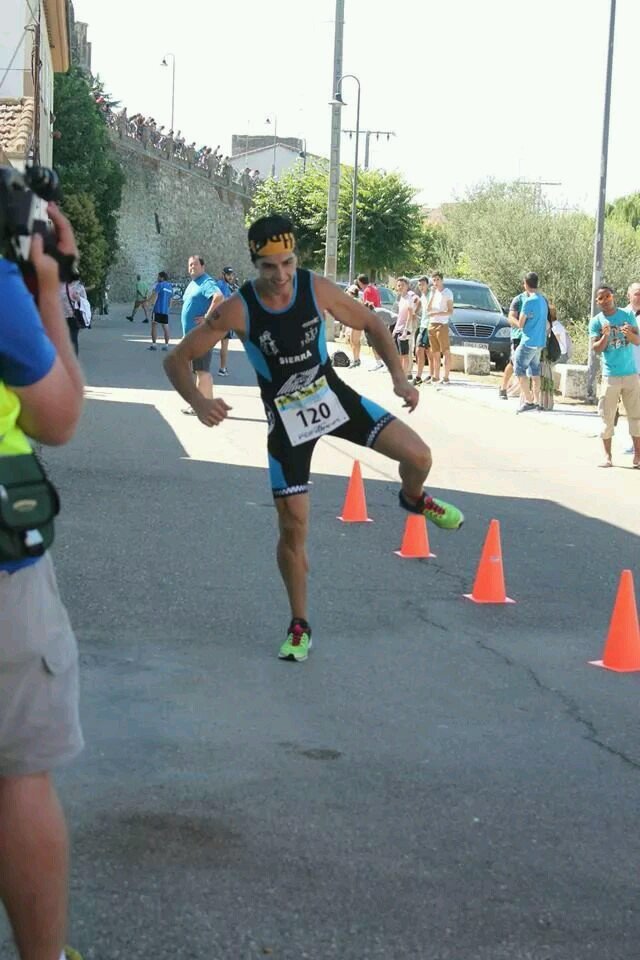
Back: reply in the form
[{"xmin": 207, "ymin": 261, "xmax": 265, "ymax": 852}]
[{"xmin": 443, "ymin": 278, "xmax": 511, "ymax": 369}]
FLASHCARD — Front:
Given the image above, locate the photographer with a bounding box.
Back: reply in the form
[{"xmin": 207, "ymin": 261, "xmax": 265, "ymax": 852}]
[{"xmin": 0, "ymin": 202, "xmax": 85, "ymax": 960}]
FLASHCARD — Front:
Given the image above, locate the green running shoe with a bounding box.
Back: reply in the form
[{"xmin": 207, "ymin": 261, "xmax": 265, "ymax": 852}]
[
  {"xmin": 279, "ymin": 620, "xmax": 312, "ymax": 662},
  {"xmin": 399, "ymin": 490, "xmax": 464, "ymax": 530}
]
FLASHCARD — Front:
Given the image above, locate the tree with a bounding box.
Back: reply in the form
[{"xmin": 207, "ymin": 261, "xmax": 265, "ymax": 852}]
[
  {"xmin": 606, "ymin": 193, "xmax": 640, "ymax": 231},
  {"xmin": 53, "ymin": 67, "xmax": 124, "ymax": 292},
  {"xmin": 248, "ymin": 163, "xmax": 423, "ymax": 276},
  {"xmin": 62, "ymin": 193, "xmax": 108, "ymax": 292},
  {"xmin": 436, "ymin": 180, "xmax": 640, "ymax": 322}
]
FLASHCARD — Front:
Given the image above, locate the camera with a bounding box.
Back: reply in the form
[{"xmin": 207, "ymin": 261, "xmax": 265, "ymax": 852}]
[{"xmin": 0, "ymin": 164, "xmax": 79, "ymax": 282}]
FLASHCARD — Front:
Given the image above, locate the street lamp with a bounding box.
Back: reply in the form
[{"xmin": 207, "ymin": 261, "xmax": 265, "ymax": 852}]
[
  {"xmin": 160, "ymin": 53, "xmax": 176, "ymax": 131},
  {"xmin": 266, "ymin": 115, "xmax": 278, "ymax": 178},
  {"xmin": 587, "ymin": 0, "xmax": 617, "ymax": 400},
  {"xmin": 331, "ymin": 74, "xmax": 360, "ymax": 282}
]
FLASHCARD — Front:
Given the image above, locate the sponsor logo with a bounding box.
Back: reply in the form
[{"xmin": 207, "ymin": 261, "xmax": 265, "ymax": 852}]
[
  {"xmin": 302, "ymin": 316, "xmax": 320, "ymax": 329},
  {"xmin": 301, "ymin": 326, "xmax": 319, "ymax": 347},
  {"xmin": 259, "ymin": 331, "xmax": 279, "ymax": 356},
  {"xmin": 277, "ymin": 366, "xmax": 320, "ymax": 396},
  {"xmin": 278, "ymin": 350, "xmax": 312, "ymax": 366},
  {"xmin": 264, "ymin": 403, "xmax": 276, "ymax": 434}
]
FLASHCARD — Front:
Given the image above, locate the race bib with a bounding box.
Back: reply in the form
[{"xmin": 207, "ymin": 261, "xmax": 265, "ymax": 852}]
[{"xmin": 274, "ymin": 376, "xmax": 349, "ymax": 447}]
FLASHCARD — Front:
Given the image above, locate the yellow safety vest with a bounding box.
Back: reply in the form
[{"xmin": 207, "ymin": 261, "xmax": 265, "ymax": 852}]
[{"xmin": 0, "ymin": 381, "xmax": 32, "ymax": 456}]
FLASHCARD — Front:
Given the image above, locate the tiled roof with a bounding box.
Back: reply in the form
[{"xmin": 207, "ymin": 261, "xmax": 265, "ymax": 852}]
[{"xmin": 0, "ymin": 97, "xmax": 35, "ymax": 159}]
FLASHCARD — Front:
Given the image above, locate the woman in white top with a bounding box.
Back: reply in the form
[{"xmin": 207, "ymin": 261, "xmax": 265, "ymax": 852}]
[{"xmin": 59, "ymin": 278, "xmax": 88, "ymax": 355}]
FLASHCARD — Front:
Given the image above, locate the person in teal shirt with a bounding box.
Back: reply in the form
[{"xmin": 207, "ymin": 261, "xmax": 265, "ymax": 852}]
[
  {"xmin": 589, "ymin": 285, "xmax": 640, "ymax": 468},
  {"xmin": 179, "ymin": 256, "xmax": 223, "ymax": 413}
]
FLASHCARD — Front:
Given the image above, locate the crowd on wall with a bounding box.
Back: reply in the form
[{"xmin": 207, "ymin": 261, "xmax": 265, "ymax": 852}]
[{"xmin": 100, "ymin": 103, "xmax": 263, "ymax": 194}]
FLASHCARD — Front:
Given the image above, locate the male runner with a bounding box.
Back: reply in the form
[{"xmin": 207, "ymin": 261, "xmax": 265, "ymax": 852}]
[
  {"xmin": 147, "ymin": 271, "xmax": 174, "ymax": 350},
  {"xmin": 164, "ymin": 216, "xmax": 463, "ymax": 662}
]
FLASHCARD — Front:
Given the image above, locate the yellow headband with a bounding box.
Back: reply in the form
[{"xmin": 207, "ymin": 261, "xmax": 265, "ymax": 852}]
[{"xmin": 249, "ymin": 232, "xmax": 296, "ymax": 257}]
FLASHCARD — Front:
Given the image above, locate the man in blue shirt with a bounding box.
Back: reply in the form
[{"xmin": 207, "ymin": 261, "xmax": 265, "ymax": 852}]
[
  {"xmin": 215, "ymin": 266, "xmax": 238, "ymax": 376},
  {"xmin": 0, "ymin": 203, "xmax": 85, "ymax": 960},
  {"xmin": 180, "ymin": 256, "xmax": 223, "ymax": 413},
  {"xmin": 147, "ymin": 270, "xmax": 174, "ymax": 351},
  {"xmin": 514, "ymin": 271, "xmax": 548, "ymax": 413},
  {"xmin": 590, "ymin": 285, "xmax": 640, "ymax": 467}
]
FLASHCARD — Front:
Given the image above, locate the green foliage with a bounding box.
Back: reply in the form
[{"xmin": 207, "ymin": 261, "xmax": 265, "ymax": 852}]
[
  {"xmin": 606, "ymin": 193, "xmax": 640, "ymax": 231},
  {"xmin": 437, "ymin": 180, "xmax": 640, "ymax": 323},
  {"xmin": 62, "ymin": 193, "xmax": 108, "ymax": 292},
  {"xmin": 53, "ymin": 67, "xmax": 124, "ymax": 290},
  {"xmin": 337, "ymin": 169, "xmax": 422, "ymax": 275},
  {"xmin": 248, "ymin": 163, "xmax": 423, "ymax": 276}
]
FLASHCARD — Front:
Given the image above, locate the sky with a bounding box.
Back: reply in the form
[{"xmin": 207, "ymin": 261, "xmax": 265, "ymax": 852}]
[{"xmin": 73, "ymin": 0, "xmax": 638, "ymax": 213}]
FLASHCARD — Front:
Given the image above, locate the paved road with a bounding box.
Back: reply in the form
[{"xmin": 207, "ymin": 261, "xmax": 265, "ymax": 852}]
[{"xmin": 2, "ymin": 308, "xmax": 640, "ymax": 960}]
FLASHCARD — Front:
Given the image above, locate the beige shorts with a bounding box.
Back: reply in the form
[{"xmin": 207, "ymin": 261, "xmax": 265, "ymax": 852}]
[
  {"xmin": 429, "ymin": 323, "xmax": 450, "ymax": 353},
  {"xmin": 0, "ymin": 553, "xmax": 83, "ymax": 776},
  {"xmin": 598, "ymin": 375, "xmax": 640, "ymax": 440}
]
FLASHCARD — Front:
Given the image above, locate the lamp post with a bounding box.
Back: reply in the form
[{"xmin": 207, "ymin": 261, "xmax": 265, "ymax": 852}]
[
  {"xmin": 160, "ymin": 53, "xmax": 176, "ymax": 131},
  {"xmin": 299, "ymin": 138, "xmax": 307, "ymax": 173},
  {"xmin": 587, "ymin": 0, "xmax": 617, "ymax": 400},
  {"xmin": 266, "ymin": 116, "xmax": 278, "ymax": 178},
  {"xmin": 331, "ymin": 74, "xmax": 360, "ymax": 282},
  {"xmin": 324, "ymin": 0, "xmax": 345, "ymax": 282}
]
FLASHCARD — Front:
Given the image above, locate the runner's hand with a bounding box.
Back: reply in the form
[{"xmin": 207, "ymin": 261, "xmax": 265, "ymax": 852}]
[
  {"xmin": 394, "ymin": 378, "xmax": 419, "ymax": 412},
  {"xmin": 194, "ymin": 397, "xmax": 232, "ymax": 426}
]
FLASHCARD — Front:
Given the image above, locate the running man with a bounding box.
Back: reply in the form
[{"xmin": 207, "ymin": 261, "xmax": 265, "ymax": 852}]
[
  {"xmin": 147, "ymin": 271, "xmax": 174, "ymax": 350},
  {"xmin": 164, "ymin": 216, "xmax": 463, "ymax": 661}
]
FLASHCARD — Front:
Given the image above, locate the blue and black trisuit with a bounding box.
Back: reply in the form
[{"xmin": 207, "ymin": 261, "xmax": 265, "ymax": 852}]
[{"xmin": 238, "ymin": 268, "xmax": 395, "ymax": 498}]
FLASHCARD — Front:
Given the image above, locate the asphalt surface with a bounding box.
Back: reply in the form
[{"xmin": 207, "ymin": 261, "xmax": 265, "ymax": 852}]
[{"xmin": 2, "ymin": 307, "xmax": 640, "ymax": 960}]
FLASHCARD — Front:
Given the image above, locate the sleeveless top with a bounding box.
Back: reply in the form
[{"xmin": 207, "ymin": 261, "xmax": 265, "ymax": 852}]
[{"xmin": 238, "ymin": 268, "xmax": 336, "ymax": 402}]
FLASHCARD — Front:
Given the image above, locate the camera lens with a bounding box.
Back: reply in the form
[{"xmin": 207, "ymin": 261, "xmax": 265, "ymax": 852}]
[{"xmin": 25, "ymin": 165, "xmax": 61, "ymax": 202}]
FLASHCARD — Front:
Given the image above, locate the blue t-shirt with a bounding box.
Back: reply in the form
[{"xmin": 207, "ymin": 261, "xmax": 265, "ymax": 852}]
[
  {"xmin": 216, "ymin": 278, "xmax": 233, "ymax": 299},
  {"xmin": 181, "ymin": 274, "xmax": 220, "ymax": 335},
  {"xmin": 520, "ymin": 292, "xmax": 548, "ymax": 348},
  {"xmin": 153, "ymin": 280, "xmax": 173, "ymax": 315},
  {"xmin": 589, "ymin": 308, "xmax": 639, "ymax": 378},
  {"xmin": 0, "ymin": 258, "xmax": 57, "ymax": 572}
]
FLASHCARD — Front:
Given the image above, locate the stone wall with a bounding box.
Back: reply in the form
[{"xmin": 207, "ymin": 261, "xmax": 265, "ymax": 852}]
[{"xmin": 108, "ymin": 134, "xmax": 255, "ymax": 301}]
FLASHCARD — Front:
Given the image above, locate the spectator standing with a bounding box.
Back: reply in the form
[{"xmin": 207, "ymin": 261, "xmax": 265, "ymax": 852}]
[
  {"xmin": 215, "ymin": 267, "xmax": 238, "ymax": 375},
  {"xmin": 623, "ymin": 281, "xmax": 640, "ymax": 375},
  {"xmin": 427, "ymin": 272, "xmax": 453, "ymax": 383},
  {"xmin": 414, "ymin": 276, "xmax": 431, "ymax": 385},
  {"xmin": 0, "ymin": 204, "xmax": 85, "ymax": 960},
  {"xmin": 499, "ymin": 285, "xmax": 526, "ymax": 399},
  {"xmin": 59, "ymin": 277, "xmax": 88, "ymax": 356},
  {"xmin": 180, "ymin": 256, "xmax": 223, "ymax": 413},
  {"xmin": 368, "ymin": 305, "xmax": 397, "ymax": 371},
  {"xmin": 357, "ymin": 273, "xmax": 381, "ymax": 308},
  {"xmin": 514, "ymin": 272, "xmax": 548, "ymax": 413},
  {"xmin": 392, "ymin": 277, "xmax": 418, "ymax": 379},
  {"xmin": 147, "ymin": 271, "xmax": 174, "ymax": 351},
  {"xmin": 539, "ymin": 303, "xmax": 557, "ymax": 411},
  {"xmin": 590, "ymin": 285, "xmax": 640, "ymax": 467},
  {"xmin": 126, "ymin": 274, "xmax": 150, "ymax": 323},
  {"xmin": 346, "ymin": 284, "xmax": 363, "ymax": 367}
]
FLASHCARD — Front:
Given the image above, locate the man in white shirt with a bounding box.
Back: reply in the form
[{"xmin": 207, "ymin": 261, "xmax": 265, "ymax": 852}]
[
  {"xmin": 427, "ymin": 272, "xmax": 454, "ymax": 383},
  {"xmin": 392, "ymin": 277, "xmax": 418, "ymax": 379},
  {"xmin": 414, "ymin": 276, "xmax": 432, "ymax": 385},
  {"xmin": 624, "ymin": 281, "xmax": 640, "ymax": 374}
]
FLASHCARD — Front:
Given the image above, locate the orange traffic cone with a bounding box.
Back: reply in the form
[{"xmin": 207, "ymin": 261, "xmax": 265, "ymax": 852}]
[
  {"xmin": 589, "ymin": 570, "xmax": 640, "ymax": 672},
  {"xmin": 337, "ymin": 460, "xmax": 372, "ymax": 523},
  {"xmin": 464, "ymin": 519, "xmax": 515, "ymax": 604},
  {"xmin": 394, "ymin": 514, "xmax": 436, "ymax": 559}
]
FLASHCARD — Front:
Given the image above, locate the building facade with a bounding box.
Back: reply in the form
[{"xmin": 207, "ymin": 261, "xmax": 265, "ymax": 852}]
[{"xmin": 0, "ymin": 0, "xmax": 70, "ymax": 170}]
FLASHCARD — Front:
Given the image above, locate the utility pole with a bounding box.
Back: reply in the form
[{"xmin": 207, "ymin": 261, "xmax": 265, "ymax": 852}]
[
  {"xmin": 520, "ymin": 179, "xmax": 562, "ymax": 212},
  {"xmin": 587, "ymin": 0, "xmax": 617, "ymax": 400},
  {"xmin": 343, "ymin": 129, "xmax": 395, "ymax": 170},
  {"xmin": 323, "ymin": 0, "xmax": 345, "ymax": 282}
]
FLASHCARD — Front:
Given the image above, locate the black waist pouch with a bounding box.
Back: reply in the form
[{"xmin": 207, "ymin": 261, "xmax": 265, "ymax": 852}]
[{"xmin": 0, "ymin": 453, "xmax": 60, "ymax": 561}]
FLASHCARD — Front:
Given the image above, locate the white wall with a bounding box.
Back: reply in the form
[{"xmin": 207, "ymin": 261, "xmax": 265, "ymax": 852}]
[
  {"xmin": 229, "ymin": 144, "xmax": 302, "ymax": 181},
  {"xmin": 0, "ymin": 0, "xmax": 29, "ymax": 99},
  {"xmin": 38, "ymin": 9, "xmax": 54, "ymax": 167}
]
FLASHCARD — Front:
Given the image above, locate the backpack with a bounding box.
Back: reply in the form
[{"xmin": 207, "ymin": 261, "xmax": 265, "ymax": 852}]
[
  {"xmin": 546, "ymin": 328, "xmax": 561, "ymax": 363},
  {"xmin": 331, "ymin": 350, "xmax": 350, "ymax": 368}
]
